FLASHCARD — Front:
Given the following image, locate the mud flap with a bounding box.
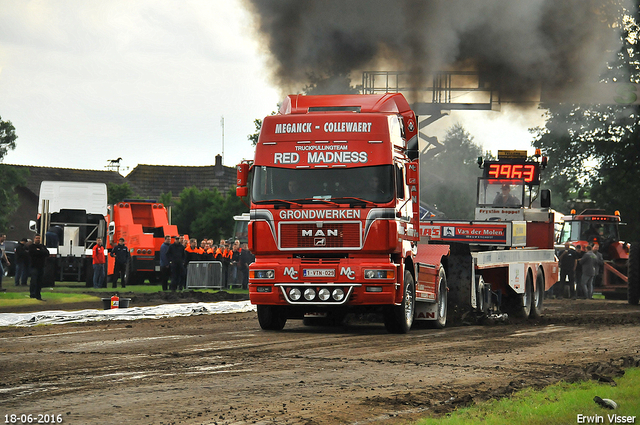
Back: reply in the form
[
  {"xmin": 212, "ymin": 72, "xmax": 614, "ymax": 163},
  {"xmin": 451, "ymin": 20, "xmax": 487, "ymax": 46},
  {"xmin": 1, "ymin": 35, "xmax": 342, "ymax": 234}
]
[{"xmin": 414, "ymin": 302, "xmax": 437, "ymax": 321}]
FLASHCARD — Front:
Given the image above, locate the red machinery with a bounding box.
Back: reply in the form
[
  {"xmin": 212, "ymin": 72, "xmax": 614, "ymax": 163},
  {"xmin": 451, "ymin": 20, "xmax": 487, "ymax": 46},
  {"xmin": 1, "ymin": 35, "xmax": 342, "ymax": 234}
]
[
  {"xmin": 556, "ymin": 209, "xmax": 635, "ymax": 300},
  {"xmin": 237, "ymin": 94, "xmax": 558, "ymax": 332},
  {"xmin": 106, "ymin": 200, "xmax": 179, "ymax": 285}
]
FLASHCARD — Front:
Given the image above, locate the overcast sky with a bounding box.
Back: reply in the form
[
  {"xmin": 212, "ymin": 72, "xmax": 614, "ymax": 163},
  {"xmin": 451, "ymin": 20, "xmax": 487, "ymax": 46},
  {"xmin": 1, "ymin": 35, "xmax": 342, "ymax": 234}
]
[{"xmin": 0, "ymin": 0, "xmax": 545, "ymax": 175}]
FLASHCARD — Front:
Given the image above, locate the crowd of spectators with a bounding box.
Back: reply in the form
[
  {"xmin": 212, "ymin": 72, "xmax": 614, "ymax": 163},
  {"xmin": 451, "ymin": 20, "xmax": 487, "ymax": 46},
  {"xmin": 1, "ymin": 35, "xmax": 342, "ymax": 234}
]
[{"xmin": 160, "ymin": 235, "xmax": 254, "ymax": 290}]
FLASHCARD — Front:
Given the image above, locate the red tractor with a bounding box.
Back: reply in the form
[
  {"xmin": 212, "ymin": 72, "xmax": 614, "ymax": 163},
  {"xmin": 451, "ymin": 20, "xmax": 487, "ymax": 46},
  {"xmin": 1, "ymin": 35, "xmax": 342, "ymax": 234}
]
[{"xmin": 556, "ymin": 209, "xmax": 638, "ymax": 303}]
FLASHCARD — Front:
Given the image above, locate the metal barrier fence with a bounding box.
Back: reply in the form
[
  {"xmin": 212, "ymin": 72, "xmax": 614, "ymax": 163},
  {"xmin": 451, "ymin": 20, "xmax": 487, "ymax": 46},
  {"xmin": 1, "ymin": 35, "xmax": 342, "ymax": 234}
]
[{"xmin": 186, "ymin": 261, "xmax": 223, "ymax": 289}]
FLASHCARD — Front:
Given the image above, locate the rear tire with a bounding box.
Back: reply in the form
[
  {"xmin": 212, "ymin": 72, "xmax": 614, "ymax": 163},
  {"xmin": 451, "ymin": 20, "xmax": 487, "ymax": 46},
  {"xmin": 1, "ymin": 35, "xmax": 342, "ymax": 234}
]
[
  {"xmin": 508, "ymin": 271, "xmax": 533, "ymax": 319},
  {"xmin": 257, "ymin": 305, "xmax": 287, "ymax": 330},
  {"xmin": 428, "ymin": 267, "xmax": 447, "ymax": 329},
  {"xmin": 530, "ymin": 269, "xmax": 545, "ymax": 319},
  {"xmin": 628, "ymin": 243, "xmax": 639, "ymax": 305},
  {"xmin": 384, "ymin": 270, "xmax": 415, "ymax": 334}
]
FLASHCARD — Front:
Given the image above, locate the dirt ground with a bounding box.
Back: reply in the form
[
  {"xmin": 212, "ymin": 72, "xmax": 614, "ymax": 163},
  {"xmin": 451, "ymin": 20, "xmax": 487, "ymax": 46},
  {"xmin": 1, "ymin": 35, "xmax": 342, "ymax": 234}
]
[{"xmin": 1, "ymin": 298, "xmax": 640, "ymax": 425}]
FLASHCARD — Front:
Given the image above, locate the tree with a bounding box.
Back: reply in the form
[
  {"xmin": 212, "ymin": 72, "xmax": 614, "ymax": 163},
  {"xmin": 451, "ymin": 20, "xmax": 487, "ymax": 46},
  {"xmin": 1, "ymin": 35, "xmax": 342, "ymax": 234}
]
[
  {"xmin": 107, "ymin": 182, "xmax": 139, "ymax": 204},
  {"xmin": 0, "ymin": 116, "xmax": 26, "ymax": 230},
  {"xmin": 172, "ymin": 186, "xmax": 246, "ymax": 242},
  {"xmin": 533, "ymin": 4, "xmax": 640, "ymax": 241},
  {"xmin": 421, "ymin": 124, "xmax": 487, "ymax": 220}
]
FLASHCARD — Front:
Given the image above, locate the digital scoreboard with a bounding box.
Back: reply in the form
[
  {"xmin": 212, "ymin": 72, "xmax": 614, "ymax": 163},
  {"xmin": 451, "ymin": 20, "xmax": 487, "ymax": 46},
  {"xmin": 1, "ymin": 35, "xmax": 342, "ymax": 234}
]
[{"xmin": 483, "ymin": 161, "xmax": 540, "ymax": 185}]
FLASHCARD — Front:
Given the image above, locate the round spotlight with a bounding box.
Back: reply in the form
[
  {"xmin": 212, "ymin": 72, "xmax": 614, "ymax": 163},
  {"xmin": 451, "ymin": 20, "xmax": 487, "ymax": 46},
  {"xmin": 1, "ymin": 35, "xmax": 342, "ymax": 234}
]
[
  {"xmin": 289, "ymin": 288, "xmax": 301, "ymax": 301},
  {"xmin": 303, "ymin": 288, "xmax": 316, "ymax": 301},
  {"xmin": 332, "ymin": 288, "xmax": 345, "ymax": 301},
  {"xmin": 318, "ymin": 288, "xmax": 331, "ymax": 301}
]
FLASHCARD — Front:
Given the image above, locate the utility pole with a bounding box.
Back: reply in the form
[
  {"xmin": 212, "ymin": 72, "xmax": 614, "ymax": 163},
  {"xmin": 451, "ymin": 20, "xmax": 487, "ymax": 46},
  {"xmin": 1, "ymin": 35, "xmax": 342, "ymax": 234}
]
[{"xmin": 220, "ymin": 116, "xmax": 225, "ymax": 165}]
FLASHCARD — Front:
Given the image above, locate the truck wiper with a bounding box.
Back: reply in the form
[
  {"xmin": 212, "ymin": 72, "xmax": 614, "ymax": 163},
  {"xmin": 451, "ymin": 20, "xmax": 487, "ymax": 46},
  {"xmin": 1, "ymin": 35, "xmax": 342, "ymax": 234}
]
[
  {"xmin": 293, "ymin": 197, "xmax": 341, "ymax": 207},
  {"xmin": 255, "ymin": 199, "xmax": 302, "ymax": 207},
  {"xmin": 332, "ymin": 196, "xmax": 375, "ymax": 206}
]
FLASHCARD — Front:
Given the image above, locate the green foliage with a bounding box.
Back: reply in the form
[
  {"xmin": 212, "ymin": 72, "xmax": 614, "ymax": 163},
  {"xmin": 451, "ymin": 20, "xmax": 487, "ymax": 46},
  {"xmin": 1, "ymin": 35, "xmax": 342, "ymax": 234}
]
[
  {"xmin": 248, "ymin": 118, "xmax": 262, "ymax": 147},
  {"xmin": 0, "ymin": 165, "xmax": 28, "ymax": 230},
  {"xmin": 421, "ymin": 124, "xmax": 487, "ymax": 219},
  {"xmin": 0, "ymin": 116, "xmax": 17, "ymax": 160},
  {"xmin": 0, "ymin": 116, "xmax": 24, "ymax": 230},
  {"xmin": 158, "ymin": 191, "xmax": 173, "ymax": 208},
  {"xmin": 172, "ymin": 186, "xmax": 247, "ymax": 241},
  {"xmin": 107, "ymin": 182, "xmax": 139, "ymax": 204},
  {"xmin": 417, "ymin": 368, "xmax": 640, "ymax": 425},
  {"xmin": 533, "ymin": 6, "xmax": 640, "ymax": 241}
]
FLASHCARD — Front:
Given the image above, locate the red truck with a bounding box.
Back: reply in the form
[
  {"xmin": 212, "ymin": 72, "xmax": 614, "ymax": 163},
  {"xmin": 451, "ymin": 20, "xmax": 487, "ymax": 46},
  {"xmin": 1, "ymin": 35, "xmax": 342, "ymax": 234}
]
[
  {"xmin": 236, "ymin": 94, "xmax": 558, "ymax": 332},
  {"xmin": 106, "ymin": 200, "xmax": 179, "ymax": 285}
]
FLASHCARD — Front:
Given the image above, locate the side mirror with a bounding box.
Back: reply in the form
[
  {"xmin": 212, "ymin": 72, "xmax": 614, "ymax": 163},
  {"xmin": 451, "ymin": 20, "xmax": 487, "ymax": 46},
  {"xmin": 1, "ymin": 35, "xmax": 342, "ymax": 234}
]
[
  {"xmin": 236, "ymin": 186, "xmax": 249, "ymax": 197},
  {"xmin": 29, "ymin": 220, "xmax": 37, "ymax": 232},
  {"xmin": 108, "ymin": 221, "xmax": 116, "ymax": 236},
  {"xmin": 540, "ymin": 189, "xmax": 551, "ymax": 208},
  {"xmin": 236, "ymin": 161, "xmax": 251, "ymax": 198}
]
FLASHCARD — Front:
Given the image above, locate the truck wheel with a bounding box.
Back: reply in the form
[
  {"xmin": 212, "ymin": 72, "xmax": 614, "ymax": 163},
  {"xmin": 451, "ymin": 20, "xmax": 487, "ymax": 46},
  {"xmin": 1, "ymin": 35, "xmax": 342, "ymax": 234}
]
[
  {"xmin": 507, "ymin": 271, "xmax": 533, "ymax": 319},
  {"xmin": 429, "ymin": 267, "xmax": 447, "ymax": 329},
  {"xmin": 530, "ymin": 269, "xmax": 545, "ymax": 319},
  {"xmin": 517, "ymin": 272, "xmax": 533, "ymax": 319},
  {"xmin": 628, "ymin": 243, "xmax": 639, "ymax": 305},
  {"xmin": 257, "ymin": 305, "xmax": 287, "ymax": 330},
  {"xmin": 384, "ymin": 270, "xmax": 415, "ymax": 334}
]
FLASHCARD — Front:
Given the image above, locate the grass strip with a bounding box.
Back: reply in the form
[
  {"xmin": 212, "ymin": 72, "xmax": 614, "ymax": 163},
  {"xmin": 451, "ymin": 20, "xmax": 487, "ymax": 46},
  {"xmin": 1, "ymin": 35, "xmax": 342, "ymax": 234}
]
[{"xmin": 416, "ymin": 368, "xmax": 640, "ymax": 425}]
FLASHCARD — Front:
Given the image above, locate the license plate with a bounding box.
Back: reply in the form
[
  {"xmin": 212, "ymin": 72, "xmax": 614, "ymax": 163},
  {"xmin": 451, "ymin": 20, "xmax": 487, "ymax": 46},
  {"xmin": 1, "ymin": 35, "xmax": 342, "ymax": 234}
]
[{"xmin": 303, "ymin": 269, "xmax": 335, "ymax": 278}]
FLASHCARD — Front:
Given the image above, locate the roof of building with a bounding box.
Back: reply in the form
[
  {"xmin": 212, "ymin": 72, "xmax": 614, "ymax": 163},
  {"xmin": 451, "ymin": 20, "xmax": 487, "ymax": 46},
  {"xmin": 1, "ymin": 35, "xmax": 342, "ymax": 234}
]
[
  {"xmin": 124, "ymin": 156, "xmax": 236, "ymax": 199},
  {"xmin": 4, "ymin": 164, "xmax": 128, "ymax": 195}
]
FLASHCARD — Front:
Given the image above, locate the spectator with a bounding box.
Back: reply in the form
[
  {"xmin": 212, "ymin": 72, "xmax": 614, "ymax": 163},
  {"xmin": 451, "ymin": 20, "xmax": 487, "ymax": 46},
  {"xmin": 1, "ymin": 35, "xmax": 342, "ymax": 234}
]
[
  {"xmin": 14, "ymin": 238, "xmax": 31, "ymax": 286},
  {"xmin": 230, "ymin": 239, "xmax": 241, "ymax": 284},
  {"xmin": 28, "ymin": 235, "xmax": 49, "ymax": 300},
  {"xmin": 592, "ymin": 244, "xmax": 604, "ymax": 288},
  {"xmin": 92, "ymin": 238, "xmax": 106, "ymax": 288},
  {"xmin": 574, "ymin": 244, "xmax": 584, "ymax": 285},
  {"xmin": 0, "ymin": 233, "xmax": 8, "ymax": 291},
  {"xmin": 184, "ymin": 238, "xmax": 202, "ymax": 286},
  {"xmin": 579, "ymin": 245, "xmax": 598, "ymax": 299},
  {"xmin": 168, "ymin": 235, "xmax": 186, "ymax": 291},
  {"xmin": 201, "ymin": 240, "xmax": 214, "ymax": 261},
  {"xmin": 554, "ymin": 242, "xmax": 578, "ymax": 299},
  {"xmin": 110, "ymin": 237, "xmax": 130, "ymax": 288},
  {"xmin": 216, "ymin": 239, "xmax": 230, "ymax": 287},
  {"xmin": 239, "ymin": 242, "xmax": 254, "ymax": 290},
  {"xmin": 159, "ymin": 235, "xmax": 171, "ymax": 291}
]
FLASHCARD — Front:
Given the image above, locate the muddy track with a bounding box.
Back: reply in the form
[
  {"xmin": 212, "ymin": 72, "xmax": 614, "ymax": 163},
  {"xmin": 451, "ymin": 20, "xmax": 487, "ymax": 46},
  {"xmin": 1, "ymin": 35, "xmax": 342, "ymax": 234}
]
[{"xmin": 1, "ymin": 299, "xmax": 639, "ymax": 425}]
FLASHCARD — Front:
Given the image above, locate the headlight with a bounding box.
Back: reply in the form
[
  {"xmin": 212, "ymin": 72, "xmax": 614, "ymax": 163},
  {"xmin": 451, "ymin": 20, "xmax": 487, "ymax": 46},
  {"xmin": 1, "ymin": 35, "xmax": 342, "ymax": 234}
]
[
  {"xmin": 364, "ymin": 269, "xmax": 395, "ymax": 279},
  {"xmin": 251, "ymin": 270, "xmax": 275, "ymax": 279},
  {"xmin": 332, "ymin": 288, "xmax": 345, "ymax": 301},
  {"xmin": 318, "ymin": 288, "xmax": 331, "ymax": 301},
  {"xmin": 304, "ymin": 288, "xmax": 316, "ymax": 301},
  {"xmin": 289, "ymin": 288, "xmax": 301, "ymax": 300}
]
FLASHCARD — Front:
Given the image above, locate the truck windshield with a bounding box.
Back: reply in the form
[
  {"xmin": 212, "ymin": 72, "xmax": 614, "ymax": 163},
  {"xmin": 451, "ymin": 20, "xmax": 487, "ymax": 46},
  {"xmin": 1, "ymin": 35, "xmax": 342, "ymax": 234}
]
[
  {"xmin": 252, "ymin": 165, "xmax": 394, "ymax": 203},
  {"xmin": 558, "ymin": 221, "xmax": 619, "ymax": 243},
  {"xmin": 477, "ymin": 179, "xmax": 525, "ymax": 208}
]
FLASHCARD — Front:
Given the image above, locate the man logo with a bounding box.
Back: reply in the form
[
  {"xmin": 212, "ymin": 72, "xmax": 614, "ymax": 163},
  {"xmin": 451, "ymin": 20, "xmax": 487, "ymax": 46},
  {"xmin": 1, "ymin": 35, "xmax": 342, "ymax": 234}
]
[
  {"xmin": 314, "ymin": 238, "xmax": 326, "ymax": 247},
  {"xmin": 284, "ymin": 267, "xmax": 298, "ymax": 280},
  {"xmin": 340, "ymin": 267, "xmax": 355, "ymax": 280},
  {"xmin": 302, "ymin": 229, "xmax": 338, "ymax": 237}
]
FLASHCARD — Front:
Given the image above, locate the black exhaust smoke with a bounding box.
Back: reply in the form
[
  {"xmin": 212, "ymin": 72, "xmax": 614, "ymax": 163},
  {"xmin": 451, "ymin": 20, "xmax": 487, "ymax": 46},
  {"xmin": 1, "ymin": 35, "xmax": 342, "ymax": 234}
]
[{"xmin": 242, "ymin": 0, "xmax": 628, "ymax": 101}]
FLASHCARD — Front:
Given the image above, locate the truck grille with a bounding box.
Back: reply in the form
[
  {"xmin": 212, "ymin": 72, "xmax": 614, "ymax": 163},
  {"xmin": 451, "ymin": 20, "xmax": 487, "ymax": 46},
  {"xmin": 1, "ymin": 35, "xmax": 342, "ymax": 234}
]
[{"xmin": 279, "ymin": 222, "xmax": 361, "ymax": 249}]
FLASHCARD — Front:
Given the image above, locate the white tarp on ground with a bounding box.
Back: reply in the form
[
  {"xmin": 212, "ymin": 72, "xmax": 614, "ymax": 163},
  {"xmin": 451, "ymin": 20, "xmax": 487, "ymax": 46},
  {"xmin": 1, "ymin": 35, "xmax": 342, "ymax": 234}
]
[{"xmin": 0, "ymin": 301, "xmax": 256, "ymax": 327}]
